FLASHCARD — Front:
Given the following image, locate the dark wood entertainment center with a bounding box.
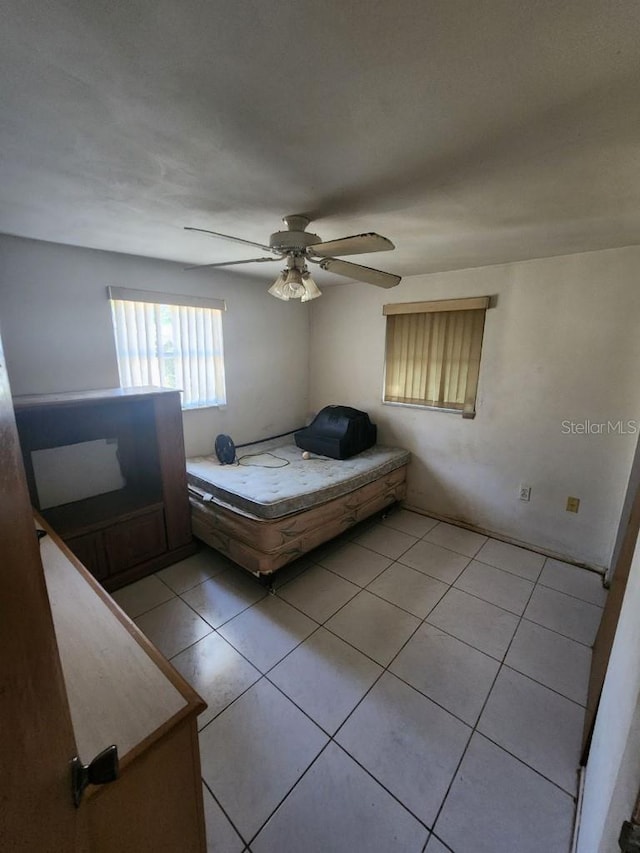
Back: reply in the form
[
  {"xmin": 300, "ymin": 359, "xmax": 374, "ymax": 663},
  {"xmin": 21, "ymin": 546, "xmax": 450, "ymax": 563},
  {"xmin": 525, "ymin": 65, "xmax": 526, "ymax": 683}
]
[{"xmin": 13, "ymin": 386, "xmax": 196, "ymax": 590}]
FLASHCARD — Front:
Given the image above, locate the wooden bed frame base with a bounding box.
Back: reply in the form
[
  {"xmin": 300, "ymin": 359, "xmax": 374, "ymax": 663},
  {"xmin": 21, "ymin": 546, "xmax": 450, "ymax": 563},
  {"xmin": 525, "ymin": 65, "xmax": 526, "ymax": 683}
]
[{"xmin": 189, "ymin": 464, "xmax": 408, "ymax": 577}]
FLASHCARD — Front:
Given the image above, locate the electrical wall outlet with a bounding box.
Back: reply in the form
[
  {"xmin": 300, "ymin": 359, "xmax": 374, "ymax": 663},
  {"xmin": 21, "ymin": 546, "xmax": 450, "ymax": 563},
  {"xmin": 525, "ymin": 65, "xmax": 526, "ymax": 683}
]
[
  {"xmin": 566, "ymin": 496, "xmax": 580, "ymax": 513},
  {"xmin": 519, "ymin": 484, "xmax": 531, "ymax": 502}
]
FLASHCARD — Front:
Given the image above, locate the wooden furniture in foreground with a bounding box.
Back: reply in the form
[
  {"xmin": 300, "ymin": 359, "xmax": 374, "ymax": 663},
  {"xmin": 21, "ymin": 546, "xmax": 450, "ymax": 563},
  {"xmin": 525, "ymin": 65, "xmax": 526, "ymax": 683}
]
[
  {"xmin": 582, "ymin": 460, "xmax": 640, "ymax": 757},
  {"xmin": 1, "ymin": 335, "xmax": 82, "ymax": 852},
  {"xmin": 38, "ymin": 513, "xmax": 207, "ymax": 853},
  {"xmin": 1, "ymin": 323, "xmax": 206, "ymax": 851},
  {"xmin": 13, "ymin": 387, "xmax": 196, "ymax": 590}
]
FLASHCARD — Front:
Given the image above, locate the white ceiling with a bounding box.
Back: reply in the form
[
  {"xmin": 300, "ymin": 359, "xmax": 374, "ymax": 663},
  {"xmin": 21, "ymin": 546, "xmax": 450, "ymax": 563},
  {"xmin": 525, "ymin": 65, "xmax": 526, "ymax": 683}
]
[{"xmin": 1, "ymin": 0, "xmax": 640, "ymax": 282}]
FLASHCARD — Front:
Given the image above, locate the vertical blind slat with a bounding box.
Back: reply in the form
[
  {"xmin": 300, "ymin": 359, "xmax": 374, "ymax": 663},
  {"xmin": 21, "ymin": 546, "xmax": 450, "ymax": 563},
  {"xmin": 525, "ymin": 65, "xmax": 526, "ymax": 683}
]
[
  {"xmin": 110, "ymin": 298, "xmax": 226, "ymax": 409},
  {"xmin": 383, "ymin": 307, "xmax": 485, "ymax": 411}
]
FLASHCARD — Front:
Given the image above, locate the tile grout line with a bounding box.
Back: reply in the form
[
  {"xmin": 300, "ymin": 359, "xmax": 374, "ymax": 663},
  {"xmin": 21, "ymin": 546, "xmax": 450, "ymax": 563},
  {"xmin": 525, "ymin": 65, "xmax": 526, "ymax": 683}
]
[
  {"xmin": 198, "ymin": 529, "xmax": 453, "ymax": 846},
  {"xmin": 119, "ymin": 564, "xmax": 252, "ymax": 621},
  {"xmin": 178, "ymin": 580, "xmax": 269, "ymax": 631},
  {"xmin": 129, "ymin": 514, "xmax": 599, "ymax": 850},
  {"xmin": 134, "ymin": 514, "xmax": 601, "ymax": 626},
  {"xmin": 111, "ymin": 515, "xmax": 593, "ymax": 851},
  {"xmin": 154, "ymin": 562, "xmax": 230, "ymax": 595},
  {"xmin": 466, "ymin": 729, "xmax": 583, "ymax": 799},
  {"xmin": 195, "ymin": 620, "xmax": 326, "ymax": 735},
  {"xmin": 403, "ymin": 510, "xmax": 607, "ymax": 576},
  {"xmin": 142, "ymin": 508, "xmax": 600, "ymax": 606},
  {"xmin": 425, "ymin": 562, "xmax": 545, "ymax": 843},
  {"xmin": 324, "ymin": 541, "xmax": 600, "ymax": 649},
  {"xmin": 309, "ymin": 570, "xmax": 491, "ymax": 843},
  {"xmin": 135, "ymin": 562, "xmax": 596, "ymax": 667},
  {"xmin": 154, "ymin": 528, "xmax": 595, "ymax": 710},
  {"xmin": 505, "ymin": 613, "xmax": 595, "ymax": 650},
  {"xmin": 532, "ymin": 579, "xmax": 606, "ymax": 609},
  {"xmin": 307, "ymin": 526, "xmax": 588, "ymax": 838},
  {"xmin": 161, "ymin": 576, "xmax": 277, "ymax": 663},
  {"xmin": 307, "ymin": 555, "xmax": 393, "ymax": 593},
  {"xmin": 192, "ymin": 539, "xmax": 591, "ymax": 738},
  {"xmin": 195, "ymin": 574, "xmax": 587, "ymax": 842},
  {"xmin": 243, "ymin": 529, "xmax": 570, "ymax": 844},
  {"xmin": 429, "ymin": 558, "xmax": 585, "ymax": 848},
  {"xmin": 198, "ymin": 629, "xmax": 332, "ymax": 847},
  {"xmin": 427, "ymin": 831, "xmax": 454, "ymax": 853},
  {"xmin": 293, "ymin": 573, "xmax": 475, "ymax": 829},
  {"xmin": 423, "ymin": 583, "xmax": 597, "ymax": 649},
  {"xmin": 244, "ymin": 741, "xmax": 335, "ymax": 848},
  {"xmin": 201, "ymin": 777, "xmax": 246, "ymax": 849},
  {"xmin": 312, "ymin": 556, "xmax": 596, "ymax": 667},
  {"xmin": 243, "ymin": 601, "xmax": 439, "ymax": 847},
  {"xmin": 492, "ymin": 661, "xmax": 588, "ymax": 710}
]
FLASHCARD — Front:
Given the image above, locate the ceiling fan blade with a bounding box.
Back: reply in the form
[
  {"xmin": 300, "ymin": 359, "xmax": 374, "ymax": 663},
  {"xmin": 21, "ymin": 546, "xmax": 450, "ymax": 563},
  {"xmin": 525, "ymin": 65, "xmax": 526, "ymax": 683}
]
[
  {"xmin": 184, "ymin": 257, "xmax": 280, "ymax": 271},
  {"xmin": 318, "ymin": 258, "xmax": 401, "ymax": 288},
  {"xmin": 185, "ymin": 226, "xmax": 275, "ymax": 253},
  {"xmin": 308, "ymin": 233, "xmax": 395, "ymax": 257}
]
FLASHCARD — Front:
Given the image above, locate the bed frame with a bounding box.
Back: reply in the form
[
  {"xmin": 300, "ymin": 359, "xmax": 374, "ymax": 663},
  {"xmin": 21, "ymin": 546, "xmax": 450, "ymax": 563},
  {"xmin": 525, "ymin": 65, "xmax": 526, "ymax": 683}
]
[{"xmin": 188, "ymin": 462, "xmax": 408, "ymax": 578}]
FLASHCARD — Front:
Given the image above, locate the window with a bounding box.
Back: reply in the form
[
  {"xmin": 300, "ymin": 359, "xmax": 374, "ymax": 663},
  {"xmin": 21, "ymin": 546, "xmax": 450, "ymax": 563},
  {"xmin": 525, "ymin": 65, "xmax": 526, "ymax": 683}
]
[
  {"xmin": 108, "ymin": 287, "xmax": 227, "ymax": 410},
  {"xmin": 383, "ymin": 296, "xmax": 489, "ymax": 418}
]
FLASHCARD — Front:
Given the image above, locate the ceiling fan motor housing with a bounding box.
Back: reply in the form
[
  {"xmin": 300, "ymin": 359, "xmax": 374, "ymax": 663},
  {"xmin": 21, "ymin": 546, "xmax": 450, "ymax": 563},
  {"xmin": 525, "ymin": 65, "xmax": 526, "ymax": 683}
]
[
  {"xmin": 269, "ymin": 215, "xmax": 320, "ymax": 254},
  {"xmin": 269, "ymin": 229, "xmax": 320, "ymax": 253}
]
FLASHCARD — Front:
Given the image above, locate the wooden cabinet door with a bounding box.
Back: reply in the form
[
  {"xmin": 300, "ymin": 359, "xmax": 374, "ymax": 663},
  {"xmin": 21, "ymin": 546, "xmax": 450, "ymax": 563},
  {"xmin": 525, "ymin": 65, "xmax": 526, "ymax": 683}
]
[
  {"xmin": 67, "ymin": 531, "xmax": 109, "ymax": 580},
  {"xmin": 0, "ymin": 336, "xmax": 86, "ymax": 852},
  {"xmin": 105, "ymin": 508, "xmax": 167, "ymax": 573}
]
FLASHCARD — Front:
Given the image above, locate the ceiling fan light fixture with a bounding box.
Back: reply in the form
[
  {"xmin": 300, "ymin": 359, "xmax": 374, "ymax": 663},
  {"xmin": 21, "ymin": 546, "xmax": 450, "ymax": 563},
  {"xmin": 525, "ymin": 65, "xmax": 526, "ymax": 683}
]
[
  {"xmin": 283, "ymin": 267, "xmax": 303, "ymax": 291},
  {"xmin": 268, "ymin": 263, "xmax": 321, "ymax": 302},
  {"xmin": 301, "ymin": 271, "xmax": 322, "ymax": 302},
  {"xmin": 268, "ymin": 271, "xmax": 290, "ymax": 300}
]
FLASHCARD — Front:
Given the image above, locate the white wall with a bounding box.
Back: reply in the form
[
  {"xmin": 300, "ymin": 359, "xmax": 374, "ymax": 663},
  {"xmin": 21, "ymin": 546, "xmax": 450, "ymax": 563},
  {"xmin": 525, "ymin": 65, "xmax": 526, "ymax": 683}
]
[
  {"xmin": 309, "ymin": 245, "xmax": 640, "ymax": 568},
  {"xmin": 3, "ymin": 234, "xmax": 639, "ymax": 568},
  {"xmin": 577, "ymin": 533, "xmax": 640, "ymax": 853},
  {"xmin": 0, "ymin": 235, "xmax": 309, "ymax": 456},
  {"xmin": 608, "ymin": 435, "xmax": 640, "ymax": 585}
]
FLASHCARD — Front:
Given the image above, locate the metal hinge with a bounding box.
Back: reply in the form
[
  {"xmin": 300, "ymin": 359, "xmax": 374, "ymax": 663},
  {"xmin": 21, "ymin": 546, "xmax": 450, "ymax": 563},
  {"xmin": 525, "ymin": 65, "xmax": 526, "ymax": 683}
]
[
  {"xmin": 619, "ymin": 821, "xmax": 640, "ymax": 852},
  {"xmin": 71, "ymin": 745, "xmax": 119, "ymax": 807}
]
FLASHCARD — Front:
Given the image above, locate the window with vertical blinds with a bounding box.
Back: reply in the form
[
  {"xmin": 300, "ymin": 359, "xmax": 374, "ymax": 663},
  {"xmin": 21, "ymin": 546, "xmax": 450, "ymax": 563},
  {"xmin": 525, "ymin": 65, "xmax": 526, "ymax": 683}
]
[
  {"xmin": 383, "ymin": 297, "xmax": 489, "ymax": 417},
  {"xmin": 108, "ymin": 287, "xmax": 227, "ymax": 410}
]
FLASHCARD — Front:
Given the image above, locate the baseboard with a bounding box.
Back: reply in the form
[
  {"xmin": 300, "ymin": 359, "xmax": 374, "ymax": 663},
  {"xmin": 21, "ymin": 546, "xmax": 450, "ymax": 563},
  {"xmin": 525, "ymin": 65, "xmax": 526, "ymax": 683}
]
[
  {"xmin": 571, "ymin": 765, "xmax": 586, "ymax": 853},
  {"xmin": 401, "ymin": 503, "xmax": 606, "ymax": 577}
]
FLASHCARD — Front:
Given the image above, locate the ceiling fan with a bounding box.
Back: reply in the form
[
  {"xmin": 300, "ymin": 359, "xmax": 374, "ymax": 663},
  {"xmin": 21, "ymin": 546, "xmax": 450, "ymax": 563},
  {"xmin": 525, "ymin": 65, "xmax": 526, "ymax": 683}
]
[{"xmin": 184, "ymin": 215, "xmax": 401, "ymax": 302}]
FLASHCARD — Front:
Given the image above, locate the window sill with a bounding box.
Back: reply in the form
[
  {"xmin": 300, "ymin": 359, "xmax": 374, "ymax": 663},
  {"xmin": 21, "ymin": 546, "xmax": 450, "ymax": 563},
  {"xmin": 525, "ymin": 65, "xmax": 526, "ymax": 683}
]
[
  {"xmin": 181, "ymin": 402, "xmax": 226, "ymax": 412},
  {"xmin": 382, "ymin": 401, "xmax": 476, "ymax": 418}
]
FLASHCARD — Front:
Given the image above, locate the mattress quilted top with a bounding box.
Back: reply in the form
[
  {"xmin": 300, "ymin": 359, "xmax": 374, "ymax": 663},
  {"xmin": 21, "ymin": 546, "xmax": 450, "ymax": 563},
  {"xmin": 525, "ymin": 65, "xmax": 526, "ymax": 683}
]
[{"xmin": 186, "ymin": 440, "xmax": 410, "ymax": 519}]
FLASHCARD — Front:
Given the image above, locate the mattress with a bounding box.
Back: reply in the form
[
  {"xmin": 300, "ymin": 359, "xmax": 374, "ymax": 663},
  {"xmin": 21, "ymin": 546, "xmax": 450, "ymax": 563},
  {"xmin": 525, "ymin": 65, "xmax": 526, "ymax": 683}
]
[
  {"xmin": 189, "ymin": 465, "xmax": 408, "ymax": 575},
  {"xmin": 186, "ymin": 440, "xmax": 411, "ymax": 520}
]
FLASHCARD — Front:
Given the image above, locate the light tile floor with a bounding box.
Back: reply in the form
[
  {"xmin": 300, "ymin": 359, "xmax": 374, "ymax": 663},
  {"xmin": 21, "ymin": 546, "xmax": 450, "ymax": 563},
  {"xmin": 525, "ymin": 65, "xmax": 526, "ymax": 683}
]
[{"xmin": 111, "ymin": 508, "xmax": 607, "ymax": 853}]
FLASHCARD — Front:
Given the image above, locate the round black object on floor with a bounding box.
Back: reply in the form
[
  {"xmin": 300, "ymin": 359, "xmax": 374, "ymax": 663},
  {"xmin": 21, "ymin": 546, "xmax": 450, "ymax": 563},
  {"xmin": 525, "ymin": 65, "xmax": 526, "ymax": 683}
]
[{"xmin": 214, "ymin": 434, "xmax": 236, "ymax": 464}]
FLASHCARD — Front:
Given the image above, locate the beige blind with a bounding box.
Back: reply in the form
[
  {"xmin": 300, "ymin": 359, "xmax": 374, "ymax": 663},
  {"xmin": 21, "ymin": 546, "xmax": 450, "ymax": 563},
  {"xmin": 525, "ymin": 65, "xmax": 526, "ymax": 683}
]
[{"xmin": 384, "ymin": 308, "xmax": 486, "ymax": 414}]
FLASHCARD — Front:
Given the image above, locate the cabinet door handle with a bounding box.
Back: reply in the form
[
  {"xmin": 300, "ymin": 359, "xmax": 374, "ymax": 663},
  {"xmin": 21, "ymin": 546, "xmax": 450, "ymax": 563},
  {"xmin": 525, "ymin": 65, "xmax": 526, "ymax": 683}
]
[{"xmin": 71, "ymin": 744, "xmax": 119, "ymax": 807}]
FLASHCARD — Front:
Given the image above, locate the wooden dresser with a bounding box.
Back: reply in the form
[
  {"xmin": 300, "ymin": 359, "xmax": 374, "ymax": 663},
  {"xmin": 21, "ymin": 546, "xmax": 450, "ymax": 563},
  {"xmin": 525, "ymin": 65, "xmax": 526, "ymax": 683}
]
[
  {"xmin": 1, "ymin": 331, "xmax": 206, "ymax": 852},
  {"xmin": 13, "ymin": 387, "xmax": 196, "ymax": 590},
  {"xmin": 37, "ymin": 514, "xmax": 207, "ymax": 852}
]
